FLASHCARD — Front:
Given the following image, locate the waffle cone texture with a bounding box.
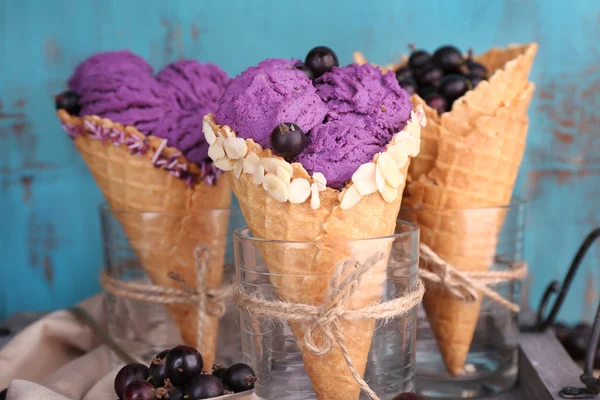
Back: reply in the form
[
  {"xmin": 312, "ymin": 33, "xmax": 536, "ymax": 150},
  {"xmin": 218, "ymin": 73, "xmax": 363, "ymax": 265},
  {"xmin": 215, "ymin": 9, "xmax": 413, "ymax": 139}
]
[
  {"xmin": 57, "ymin": 110, "xmax": 232, "ymax": 367},
  {"xmin": 356, "ymin": 43, "xmax": 537, "ymax": 375},
  {"xmin": 205, "ymin": 109, "xmax": 423, "ymax": 400}
]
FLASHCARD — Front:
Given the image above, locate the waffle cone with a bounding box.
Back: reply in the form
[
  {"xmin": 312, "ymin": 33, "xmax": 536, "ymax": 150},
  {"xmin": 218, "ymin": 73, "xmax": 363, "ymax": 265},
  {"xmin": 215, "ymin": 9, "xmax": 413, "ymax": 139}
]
[
  {"xmin": 57, "ymin": 111, "xmax": 232, "ymax": 366},
  {"xmin": 205, "ymin": 111, "xmax": 420, "ymax": 399},
  {"xmin": 356, "ymin": 44, "xmax": 537, "ymax": 375}
]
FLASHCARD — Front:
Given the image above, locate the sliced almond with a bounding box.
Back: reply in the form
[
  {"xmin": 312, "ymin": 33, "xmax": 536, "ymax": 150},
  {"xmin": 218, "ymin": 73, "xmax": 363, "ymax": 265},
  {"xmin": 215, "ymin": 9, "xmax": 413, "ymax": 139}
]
[
  {"xmin": 214, "ymin": 158, "xmax": 233, "ymax": 171},
  {"xmin": 375, "ymin": 162, "xmax": 385, "ymax": 194},
  {"xmin": 394, "ymin": 135, "xmax": 420, "ymax": 157},
  {"xmin": 351, "ymin": 163, "xmax": 378, "ymax": 196},
  {"xmin": 208, "ymin": 139, "xmax": 225, "ymax": 161},
  {"xmin": 223, "ymin": 137, "xmax": 247, "ymax": 160},
  {"xmin": 289, "ymin": 178, "xmax": 311, "ymax": 204},
  {"xmin": 243, "ymin": 153, "xmax": 260, "ymax": 174},
  {"xmin": 387, "ymin": 144, "xmax": 409, "ymax": 168},
  {"xmin": 263, "ymin": 174, "xmax": 289, "ymax": 202},
  {"xmin": 277, "ymin": 165, "xmax": 292, "ymax": 183},
  {"xmin": 310, "ymin": 183, "xmax": 320, "ymax": 210},
  {"xmin": 340, "ymin": 185, "xmax": 363, "ymax": 210},
  {"xmin": 253, "ymin": 164, "xmax": 265, "ymax": 185},
  {"xmin": 233, "ymin": 159, "xmax": 243, "ymax": 179},
  {"xmin": 377, "ymin": 152, "xmax": 403, "ymax": 188},
  {"xmin": 380, "ymin": 182, "xmax": 398, "ymax": 203},
  {"xmin": 202, "ymin": 120, "xmax": 217, "ymax": 145},
  {"xmin": 261, "ymin": 157, "xmax": 293, "ymax": 176},
  {"xmin": 312, "ymin": 172, "xmax": 327, "ymax": 191}
]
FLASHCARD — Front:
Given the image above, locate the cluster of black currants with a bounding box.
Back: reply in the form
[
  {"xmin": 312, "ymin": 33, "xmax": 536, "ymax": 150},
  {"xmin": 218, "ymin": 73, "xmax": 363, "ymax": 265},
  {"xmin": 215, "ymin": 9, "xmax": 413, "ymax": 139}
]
[
  {"xmin": 395, "ymin": 45, "xmax": 489, "ymax": 115},
  {"xmin": 113, "ymin": 345, "xmax": 256, "ymax": 400}
]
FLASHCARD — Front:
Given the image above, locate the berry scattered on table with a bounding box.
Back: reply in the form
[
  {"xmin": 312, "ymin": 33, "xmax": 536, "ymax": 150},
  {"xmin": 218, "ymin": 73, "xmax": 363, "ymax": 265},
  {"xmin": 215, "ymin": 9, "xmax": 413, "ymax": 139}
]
[
  {"xmin": 113, "ymin": 346, "xmax": 257, "ymax": 399},
  {"xmin": 114, "ymin": 363, "xmax": 150, "ymax": 399},
  {"xmin": 222, "ymin": 363, "xmax": 257, "ymax": 393},
  {"xmin": 166, "ymin": 345, "xmax": 204, "ymax": 386},
  {"xmin": 392, "ymin": 392, "xmax": 427, "ymax": 400}
]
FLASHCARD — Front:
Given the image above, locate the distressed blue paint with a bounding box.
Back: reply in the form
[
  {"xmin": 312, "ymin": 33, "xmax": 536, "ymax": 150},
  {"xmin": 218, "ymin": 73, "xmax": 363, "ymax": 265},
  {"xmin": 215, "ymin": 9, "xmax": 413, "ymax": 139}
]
[{"xmin": 0, "ymin": 0, "xmax": 599, "ymax": 323}]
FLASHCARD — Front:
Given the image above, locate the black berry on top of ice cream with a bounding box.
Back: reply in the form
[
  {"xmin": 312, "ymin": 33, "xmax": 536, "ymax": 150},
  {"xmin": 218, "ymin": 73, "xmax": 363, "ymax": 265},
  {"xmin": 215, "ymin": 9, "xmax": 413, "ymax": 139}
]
[
  {"xmin": 305, "ymin": 46, "xmax": 339, "ymax": 79},
  {"xmin": 270, "ymin": 122, "xmax": 306, "ymax": 160},
  {"xmin": 295, "ymin": 63, "xmax": 315, "ymax": 80},
  {"xmin": 54, "ymin": 90, "xmax": 81, "ymax": 115}
]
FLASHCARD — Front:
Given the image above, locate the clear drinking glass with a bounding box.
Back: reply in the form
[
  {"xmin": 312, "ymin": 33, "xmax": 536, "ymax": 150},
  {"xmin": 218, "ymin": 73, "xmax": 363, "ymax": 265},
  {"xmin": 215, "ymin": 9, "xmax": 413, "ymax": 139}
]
[
  {"xmin": 100, "ymin": 204, "xmax": 245, "ymax": 365},
  {"xmin": 234, "ymin": 222, "xmax": 420, "ymax": 400},
  {"xmin": 399, "ymin": 199, "xmax": 526, "ymax": 398}
]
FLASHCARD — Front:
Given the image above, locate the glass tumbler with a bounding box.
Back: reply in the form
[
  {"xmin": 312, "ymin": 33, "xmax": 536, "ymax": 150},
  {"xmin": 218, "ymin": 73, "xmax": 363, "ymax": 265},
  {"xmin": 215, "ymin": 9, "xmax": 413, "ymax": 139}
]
[
  {"xmin": 234, "ymin": 222, "xmax": 420, "ymax": 400},
  {"xmin": 399, "ymin": 200, "xmax": 526, "ymax": 398},
  {"xmin": 100, "ymin": 204, "xmax": 245, "ymax": 366}
]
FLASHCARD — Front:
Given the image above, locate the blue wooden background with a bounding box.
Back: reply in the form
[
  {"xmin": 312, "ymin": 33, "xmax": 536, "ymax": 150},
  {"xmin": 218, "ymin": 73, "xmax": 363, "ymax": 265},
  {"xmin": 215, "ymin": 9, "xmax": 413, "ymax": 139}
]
[{"xmin": 0, "ymin": 0, "xmax": 598, "ymax": 323}]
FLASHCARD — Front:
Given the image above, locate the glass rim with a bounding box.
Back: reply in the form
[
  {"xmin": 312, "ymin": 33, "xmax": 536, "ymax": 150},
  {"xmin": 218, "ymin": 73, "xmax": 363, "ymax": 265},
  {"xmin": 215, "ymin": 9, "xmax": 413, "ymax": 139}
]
[
  {"xmin": 233, "ymin": 220, "xmax": 419, "ymax": 245},
  {"xmin": 98, "ymin": 202, "xmax": 232, "ymax": 214},
  {"xmin": 400, "ymin": 196, "xmax": 526, "ymax": 212}
]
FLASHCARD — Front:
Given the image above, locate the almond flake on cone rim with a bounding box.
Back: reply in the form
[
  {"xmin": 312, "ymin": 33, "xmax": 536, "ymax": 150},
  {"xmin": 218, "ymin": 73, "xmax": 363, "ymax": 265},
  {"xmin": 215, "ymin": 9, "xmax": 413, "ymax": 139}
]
[
  {"xmin": 57, "ymin": 110, "xmax": 232, "ymax": 367},
  {"xmin": 356, "ymin": 43, "xmax": 537, "ymax": 375}
]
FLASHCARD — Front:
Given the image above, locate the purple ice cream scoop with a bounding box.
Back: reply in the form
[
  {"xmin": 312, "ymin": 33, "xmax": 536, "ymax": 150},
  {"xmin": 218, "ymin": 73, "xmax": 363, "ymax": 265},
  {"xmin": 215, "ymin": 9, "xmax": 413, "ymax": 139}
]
[
  {"xmin": 215, "ymin": 58, "xmax": 328, "ymax": 149},
  {"xmin": 214, "ymin": 60, "xmax": 411, "ymax": 189},
  {"xmin": 157, "ymin": 60, "xmax": 229, "ymax": 112},
  {"xmin": 69, "ymin": 53, "xmax": 229, "ymax": 165},
  {"xmin": 68, "ymin": 50, "xmax": 154, "ymax": 93},
  {"xmin": 297, "ymin": 63, "xmax": 411, "ymax": 188}
]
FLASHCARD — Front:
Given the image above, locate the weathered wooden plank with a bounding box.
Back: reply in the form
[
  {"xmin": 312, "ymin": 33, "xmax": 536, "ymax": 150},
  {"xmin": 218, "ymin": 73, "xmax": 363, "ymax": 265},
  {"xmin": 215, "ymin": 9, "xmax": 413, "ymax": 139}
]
[{"xmin": 519, "ymin": 331, "xmax": 586, "ymax": 400}]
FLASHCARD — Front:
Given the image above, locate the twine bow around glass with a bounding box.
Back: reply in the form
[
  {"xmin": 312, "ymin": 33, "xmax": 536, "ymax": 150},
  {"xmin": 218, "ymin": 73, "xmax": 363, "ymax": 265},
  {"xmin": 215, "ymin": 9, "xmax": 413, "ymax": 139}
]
[{"xmin": 234, "ymin": 223, "xmax": 422, "ymax": 400}]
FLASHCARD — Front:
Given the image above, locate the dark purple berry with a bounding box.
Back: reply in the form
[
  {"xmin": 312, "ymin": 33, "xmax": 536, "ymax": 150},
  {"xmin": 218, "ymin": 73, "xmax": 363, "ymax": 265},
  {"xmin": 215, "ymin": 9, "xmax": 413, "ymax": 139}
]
[
  {"xmin": 186, "ymin": 374, "xmax": 224, "ymax": 399},
  {"xmin": 392, "ymin": 393, "xmax": 427, "ymax": 400},
  {"xmin": 397, "ymin": 77, "xmax": 417, "ymax": 95},
  {"xmin": 425, "ymin": 93, "xmax": 448, "ymax": 114},
  {"xmin": 432, "ymin": 45, "xmax": 464, "ymax": 73},
  {"xmin": 295, "ymin": 63, "xmax": 314, "ymax": 80},
  {"xmin": 407, "ymin": 45, "xmax": 431, "ymax": 70},
  {"xmin": 114, "ymin": 363, "xmax": 150, "ymax": 399},
  {"xmin": 551, "ymin": 322, "xmax": 571, "ymax": 345},
  {"xmin": 166, "ymin": 386, "xmax": 184, "ymax": 400},
  {"xmin": 54, "ymin": 90, "xmax": 81, "ymax": 115},
  {"xmin": 415, "ymin": 64, "xmax": 444, "ymax": 87},
  {"xmin": 417, "ymin": 86, "xmax": 436, "ymax": 99},
  {"xmin": 223, "ymin": 363, "xmax": 257, "ymax": 393},
  {"xmin": 563, "ymin": 327, "xmax": 590, "ymax": 360},
  {"xmin": 305, "ymin": 46, "xmax": 338, "ymax": 79},
  {"xmin": 395, "ymin": 66, "xmax": 412, "ymax": 80},
  {"xmin": 466, "ymin": 72, "xmax": 484, "ymax": 89},
  {"xmin": 123, "ymin": 380, "xmax": 154, "ymax": 400},
  {"xmin": 438, "ymin": 74, "xmax": 471, "ymax": 102},
  {"xmin": 211, "ymin": 365, "xmax": 227, "ymax": 381},
  {"xmin": 465, "ymin": 49, "xmax": 488, "ymax": 78},
  {"xmin": 149, "ymin": 350, "xmax": 170, "ymax": 387},
  {"xmin": 166, "ymin": 345, "xmax": 204, "ymax": 386},
  {"xmin": 270, "ymin": 122, "xmax": 306, "ymax": 160}
]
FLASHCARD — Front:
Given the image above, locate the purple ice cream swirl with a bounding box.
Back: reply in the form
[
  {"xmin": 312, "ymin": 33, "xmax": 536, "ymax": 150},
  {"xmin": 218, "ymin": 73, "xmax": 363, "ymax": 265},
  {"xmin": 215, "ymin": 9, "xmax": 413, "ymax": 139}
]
[
  {"xmin": 67, "ymin": 52, "xmax": 229, "ymax": 180},
  {"xmin": 214, "ymin": 60, "xmax": 412, "ymax": 189}
]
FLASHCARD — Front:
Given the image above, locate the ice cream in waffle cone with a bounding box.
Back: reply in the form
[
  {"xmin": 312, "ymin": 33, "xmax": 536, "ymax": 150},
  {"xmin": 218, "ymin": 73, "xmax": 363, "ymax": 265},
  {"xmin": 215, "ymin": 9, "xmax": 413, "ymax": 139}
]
[
  {"xmin": 205, "ymin": 56, "xmax": 424, "ymax": 399},
  {"xmin": 355, "ymin": 43, "xmax": 537, "ymax": 375},
  {"xmin": 55, "ymin": 51, "xmax": 232, "ymax": 366}
]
